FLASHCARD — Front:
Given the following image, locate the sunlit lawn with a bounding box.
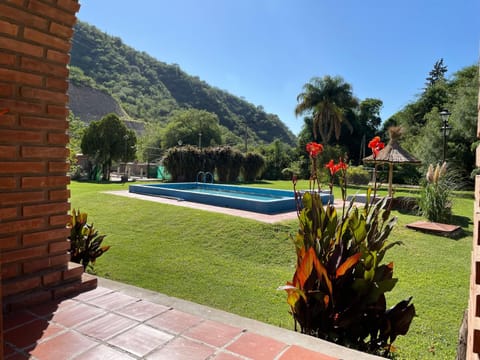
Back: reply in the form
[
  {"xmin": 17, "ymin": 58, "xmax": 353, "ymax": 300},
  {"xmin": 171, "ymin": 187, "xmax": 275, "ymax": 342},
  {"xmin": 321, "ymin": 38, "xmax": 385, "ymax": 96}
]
[{"xmin": 70, "ymin": 180, "xmax": 472, "ymax": 359}]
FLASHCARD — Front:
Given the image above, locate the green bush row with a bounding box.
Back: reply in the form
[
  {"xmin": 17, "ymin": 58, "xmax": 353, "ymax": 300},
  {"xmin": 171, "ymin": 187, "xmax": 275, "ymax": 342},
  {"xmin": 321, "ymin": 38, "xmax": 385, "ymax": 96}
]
[{"xmin": 162, "ymin": 145, "xmax": 265, "ymax": 183}]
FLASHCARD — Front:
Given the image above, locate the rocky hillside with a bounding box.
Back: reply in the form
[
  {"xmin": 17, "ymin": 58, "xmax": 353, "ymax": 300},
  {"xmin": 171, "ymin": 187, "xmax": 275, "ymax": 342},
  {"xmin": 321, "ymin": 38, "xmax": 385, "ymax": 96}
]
[{"xmin": 68, "ymin": 21, "xmax": 296, "ymax": 146}]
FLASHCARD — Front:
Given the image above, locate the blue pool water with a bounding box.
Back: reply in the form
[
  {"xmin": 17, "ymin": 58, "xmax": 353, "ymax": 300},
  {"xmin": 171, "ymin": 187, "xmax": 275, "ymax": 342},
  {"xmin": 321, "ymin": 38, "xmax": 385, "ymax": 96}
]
[{"xmin": 129, "ymin": 182, "xmax": 333, "ymax": 214}]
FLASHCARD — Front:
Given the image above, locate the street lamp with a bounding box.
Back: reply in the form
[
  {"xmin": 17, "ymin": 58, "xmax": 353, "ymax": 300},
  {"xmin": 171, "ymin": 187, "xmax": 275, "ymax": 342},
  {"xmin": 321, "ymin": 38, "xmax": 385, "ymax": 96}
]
[
  {"xmin": 440, "ymin": 109, "xmax": 451, "ymax": 163},
  {"xmin": 198, "ymin": 132, "xmax": 202, "ymax": 148},
  {"xmin": 123, "ymin": 134, "xmax": 129, "ymax": 177}
]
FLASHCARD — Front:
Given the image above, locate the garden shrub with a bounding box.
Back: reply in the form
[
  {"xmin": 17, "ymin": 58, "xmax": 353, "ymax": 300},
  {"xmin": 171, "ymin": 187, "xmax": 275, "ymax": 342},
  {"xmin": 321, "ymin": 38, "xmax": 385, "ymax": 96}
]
[
  {"xmin": 346, "ymin": 165, "xmax": 370, "ymax": 185},
  {"xmin": 242, "ymin": 152, "xmax": 265, "ymax": 182},
  {"xmin": 162, "ymin": 145, "xmax": 203, "ymax": 181},
  {"xmin": 417, "ymin": 162, "xmax": 453, "ymax": 223},
  {"xmin": 68, "ymin": 209, "xmax": 110, "ymax": 271}
]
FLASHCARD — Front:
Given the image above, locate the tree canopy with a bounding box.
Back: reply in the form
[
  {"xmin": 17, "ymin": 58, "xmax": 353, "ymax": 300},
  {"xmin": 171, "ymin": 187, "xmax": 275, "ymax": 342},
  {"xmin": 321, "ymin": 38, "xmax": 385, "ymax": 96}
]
[
  {"xmin": 162, "ymin": 109, "xmax": 222, "ymax": 148},
  {"xmin": 295, "ymin": 75, "xmax": 358, "ymax": 145},
  {"xmin": 384, "ymin": 63, "xmax": 478, "ymax": 182},
  {"xmin": 81, "ymin": 113, "xmax": 136, "ymax": 180}
]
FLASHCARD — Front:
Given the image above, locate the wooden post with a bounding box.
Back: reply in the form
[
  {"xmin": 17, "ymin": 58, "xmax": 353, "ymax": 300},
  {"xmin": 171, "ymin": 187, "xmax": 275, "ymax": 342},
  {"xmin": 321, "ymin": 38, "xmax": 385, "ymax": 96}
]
[{"xmin": 388, "ymin": 163, "xmax": 393, "ymax": 197}]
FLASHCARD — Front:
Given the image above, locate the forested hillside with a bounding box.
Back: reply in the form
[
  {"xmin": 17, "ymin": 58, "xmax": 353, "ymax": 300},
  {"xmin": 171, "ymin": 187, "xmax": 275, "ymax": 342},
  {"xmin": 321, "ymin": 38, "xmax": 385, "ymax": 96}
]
[{"xmin": 68, "ymin": 21, "xmax": 296, "ymax": 146}]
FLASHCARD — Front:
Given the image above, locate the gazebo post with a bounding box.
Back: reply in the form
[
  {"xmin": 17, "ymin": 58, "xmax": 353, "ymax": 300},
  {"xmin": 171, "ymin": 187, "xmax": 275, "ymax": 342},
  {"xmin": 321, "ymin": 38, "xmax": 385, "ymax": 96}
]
[{"xmin": 388, "ymin": 163, "xmax": 393, "ymax": 197}]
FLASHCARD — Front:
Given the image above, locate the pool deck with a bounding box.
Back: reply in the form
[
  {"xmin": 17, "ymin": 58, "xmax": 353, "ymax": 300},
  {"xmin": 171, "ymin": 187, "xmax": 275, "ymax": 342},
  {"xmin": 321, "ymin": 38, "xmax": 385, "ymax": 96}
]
[
  {"xmin": 105, "ymin": 190, "xmax": 298, "ymax": 223},
  {"xmin": 105, "ymin": 190, "xmax": 355, "ymax": 223}
]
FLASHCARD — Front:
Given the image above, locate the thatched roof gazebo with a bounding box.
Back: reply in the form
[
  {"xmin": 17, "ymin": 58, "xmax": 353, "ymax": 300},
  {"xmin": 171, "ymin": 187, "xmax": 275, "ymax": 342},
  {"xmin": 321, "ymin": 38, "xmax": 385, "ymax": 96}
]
[{"xmin": 362, "ymin": 127, "xmax": 421, "ymax": 197}]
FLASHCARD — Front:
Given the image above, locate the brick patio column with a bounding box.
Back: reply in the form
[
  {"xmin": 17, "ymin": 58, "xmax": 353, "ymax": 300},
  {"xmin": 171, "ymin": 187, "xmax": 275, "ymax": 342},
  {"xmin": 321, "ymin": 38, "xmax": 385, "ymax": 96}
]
[
  {"xmin": 0, "ymin": 0, "xmax": 95, "ymax": 320},
  {"xmin": 467, "ymin": 67, "xmax": 480, "ymax": 359}
]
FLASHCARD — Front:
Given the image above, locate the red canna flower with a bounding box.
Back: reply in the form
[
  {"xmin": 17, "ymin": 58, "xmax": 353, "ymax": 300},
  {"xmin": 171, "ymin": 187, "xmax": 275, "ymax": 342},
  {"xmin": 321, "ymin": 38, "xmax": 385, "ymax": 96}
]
[
  {"xmin": 326, "ymin": 159, "xmax": 348, "ymax": 175},
  {"xmin": 325, "ymin": 159, "xmax": 336, "ymax": 175},
  {"xmin": 306, "ymin": 142, "xmax": 323, "ymax": 157},
  {"xmin": 336, "ymin": 160, "xmax": 348, "ymax": 172},
  {"xmin": 368, "ymin": 136, "xmax": 385, "ymax": 158}
]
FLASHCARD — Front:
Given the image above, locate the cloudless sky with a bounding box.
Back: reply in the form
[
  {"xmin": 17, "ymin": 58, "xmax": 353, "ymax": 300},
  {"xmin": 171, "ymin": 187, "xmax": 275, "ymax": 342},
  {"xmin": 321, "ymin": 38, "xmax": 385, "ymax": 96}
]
[{"xmin": 77, "ymin": 0, "xmax": 479, "ymax": 135}]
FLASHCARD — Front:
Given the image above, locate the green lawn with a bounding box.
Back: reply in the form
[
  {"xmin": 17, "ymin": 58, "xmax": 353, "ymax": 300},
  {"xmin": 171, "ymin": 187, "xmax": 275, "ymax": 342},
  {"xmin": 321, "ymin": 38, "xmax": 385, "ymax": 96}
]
[{"xmin": 70, "ymin": 180, "xmax": 472, "ymax": 359}]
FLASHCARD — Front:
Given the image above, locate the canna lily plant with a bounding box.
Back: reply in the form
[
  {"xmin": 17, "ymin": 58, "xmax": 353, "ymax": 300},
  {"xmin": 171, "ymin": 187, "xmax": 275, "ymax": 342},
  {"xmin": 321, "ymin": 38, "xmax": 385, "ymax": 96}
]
[{"xmin": 280, "ymin": 138, "xmax": 415, "ymax": 357}]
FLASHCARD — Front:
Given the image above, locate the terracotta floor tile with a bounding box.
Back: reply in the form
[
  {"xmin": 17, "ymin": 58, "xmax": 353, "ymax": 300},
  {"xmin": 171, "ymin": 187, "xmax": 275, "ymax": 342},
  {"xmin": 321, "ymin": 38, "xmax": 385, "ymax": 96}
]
[
  {"xmin": 82, "ymin": 291, "xmax": 139, "ymax": 310},
  {"xmin": 146, "ymin": 337, "xmax": 215, "ymax": 360},
  {"xmin": 4, "ymin": 319, "xmax": 64, "ymax": 349},
  {"xmin": 108, "ymin": 323, "xmax": 174, "ymax": 357},
  {"xmin": 212, "ymin": 352, "xmax": 243, "ymax": 360},
  {"xmin": 3, "ymin": 310, "xmax": 37, "ymax": 330},
  {"xmin": 27, "ymin": 330, "xmax": 97, "ymax": 360},
  {"xmin": 50, "ymin": 302, "xmax": 106, "ymax": 328},
  {"xmin": 226, "ymin": 332, "xmax": 287, "ymax": 359},
  {"xmin": 146, "ymin": 309, "xmax": 203, "ymax": 334},
  {"xmin": 183, "ymin": 320, "xmax": 243, "ymax": 348},
  {"xmin": 115, "ymin": 299, "xmax": 169, "ymax": 321},
  {"xmin": 28, "ymin": 299, "xmax": 77, "ymax": 317},
  {"xmin": 74, "ymin": 344, "xmax": 136, "ymax": 359},
  {"xmin": 279, "ymin": 345, "xmax": 339, "ymax": 360},
  {"xmin": 72, "ymin": 286, "xmax": 113, "ymax": 301},
  {"xmin": 76, "ymin": 313, "xmax": 138, "ymax": 341}
]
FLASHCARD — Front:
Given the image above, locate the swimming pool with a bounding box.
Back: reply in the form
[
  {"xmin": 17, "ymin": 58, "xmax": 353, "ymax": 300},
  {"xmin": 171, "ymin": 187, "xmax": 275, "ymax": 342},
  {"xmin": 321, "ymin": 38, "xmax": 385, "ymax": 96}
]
[{"xmin": 128, "ymin": 183, "xmax": 333, "ymax": 214}]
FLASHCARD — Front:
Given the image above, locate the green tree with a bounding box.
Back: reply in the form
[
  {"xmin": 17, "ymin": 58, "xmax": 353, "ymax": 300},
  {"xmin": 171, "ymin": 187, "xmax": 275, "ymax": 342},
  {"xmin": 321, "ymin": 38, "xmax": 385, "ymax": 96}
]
[
  {"xmin": 295, "ymin": 75, "xmax": 358, "ymax": 144},
  {"xmin": 162, "ymin": 109, "xmax": 222, "ymax": 149},
  {"xmin": 136, "ymin": 122, "xmax": 164, "ymax": 162},
  {"xmin": 259, "ymin": 139, "xmax": 293, "ymax": 180},
  {"xmin": 81, "ymin": 113, "xmax": 136, "ymax": 180},
  {"xmin": 388, "ymin": 63, "xmax": 477, "ymax": 184},
  {"xmin": 354, "ymin": 98, "xmax": 383, "ymax": 163},
  {"xmin": 446, "ymin": 65, "xmax": 478, "ymax": 178},
  {"xmin": 67, "ymin": 112, "xmax": 87, "ymax": 177},
  {"xmin": 425, "ymin": 58, "xmax": 448, "ymax": 88},
  {"xmin": 358, "ymin": 98, "xmax": 382, "ymax": 134}
]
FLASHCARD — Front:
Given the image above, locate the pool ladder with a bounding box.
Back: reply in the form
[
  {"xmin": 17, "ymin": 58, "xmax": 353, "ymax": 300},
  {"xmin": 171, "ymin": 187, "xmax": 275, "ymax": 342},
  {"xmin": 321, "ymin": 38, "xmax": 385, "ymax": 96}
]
[{"xmin": 196, "ymin": 171, "xmax": 214, "ymax": 184}]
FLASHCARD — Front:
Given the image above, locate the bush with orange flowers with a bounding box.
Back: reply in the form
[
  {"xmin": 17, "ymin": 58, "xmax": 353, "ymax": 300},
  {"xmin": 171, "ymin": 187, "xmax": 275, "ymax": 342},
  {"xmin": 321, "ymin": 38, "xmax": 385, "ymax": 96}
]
[{"xmin": 280, "ymin": 138, "xmax": 415, "ymax": 357}]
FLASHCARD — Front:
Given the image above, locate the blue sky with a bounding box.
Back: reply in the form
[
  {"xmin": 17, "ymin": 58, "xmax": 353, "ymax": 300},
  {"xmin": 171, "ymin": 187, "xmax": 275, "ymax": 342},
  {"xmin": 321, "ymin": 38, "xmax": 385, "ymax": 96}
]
[{"xmin": 77, "ymin": 1, "xmax": 479, "ymax": 135}]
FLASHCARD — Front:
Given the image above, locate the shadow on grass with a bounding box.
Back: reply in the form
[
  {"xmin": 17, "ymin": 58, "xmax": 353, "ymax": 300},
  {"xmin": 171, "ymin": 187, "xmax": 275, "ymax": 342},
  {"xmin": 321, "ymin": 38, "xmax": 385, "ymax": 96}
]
[{"xmin": 451, "ymin": 214, "xmax": 472, "ymax": 229}]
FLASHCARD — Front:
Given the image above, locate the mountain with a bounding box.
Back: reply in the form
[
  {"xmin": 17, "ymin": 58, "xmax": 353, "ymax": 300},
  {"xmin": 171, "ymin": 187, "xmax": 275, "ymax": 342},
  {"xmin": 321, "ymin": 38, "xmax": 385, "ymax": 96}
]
[{"xmin": 68, "ymin": 21, "xmax": 297, "ymax": 146}]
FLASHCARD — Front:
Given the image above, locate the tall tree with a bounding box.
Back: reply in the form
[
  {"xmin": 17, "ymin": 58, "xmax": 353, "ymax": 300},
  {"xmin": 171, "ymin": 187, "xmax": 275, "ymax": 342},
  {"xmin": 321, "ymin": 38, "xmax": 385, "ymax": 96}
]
[
  {"xmin": 162, "ymin": 109, "xmax": 222, "ymax": 148},
  {"xmin": 425, "ymin": 58, "xmax": 448, "ymax": 88},
  {"xmin": 81, "ymin": 113, "xmax": 136, "ymax": 180},
  {"xmin": 359, "ymin": 98, "xmax": 382, "ymax": 132},
  {"xmin": 295, "ymin": 75, "xmax": 358, "ymax": 144}
]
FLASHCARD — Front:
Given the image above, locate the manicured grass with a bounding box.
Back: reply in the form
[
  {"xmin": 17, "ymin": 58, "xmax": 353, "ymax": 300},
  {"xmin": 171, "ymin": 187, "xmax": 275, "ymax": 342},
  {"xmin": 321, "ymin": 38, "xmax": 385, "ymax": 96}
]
[{"xmin": 70, "ymin": 180, "xmax": 472, "ymax": 359}]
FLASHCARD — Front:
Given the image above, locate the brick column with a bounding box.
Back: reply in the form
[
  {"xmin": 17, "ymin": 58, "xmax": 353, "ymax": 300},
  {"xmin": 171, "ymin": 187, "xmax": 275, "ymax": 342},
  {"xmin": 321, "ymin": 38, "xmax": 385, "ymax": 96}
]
[
  {"xmin": 0, "ymin": 0, "xmax": 95, "ymax": 315},
  {"xmin": 467, "ymin": 67, "xmax": 480, "ymax": 358}
]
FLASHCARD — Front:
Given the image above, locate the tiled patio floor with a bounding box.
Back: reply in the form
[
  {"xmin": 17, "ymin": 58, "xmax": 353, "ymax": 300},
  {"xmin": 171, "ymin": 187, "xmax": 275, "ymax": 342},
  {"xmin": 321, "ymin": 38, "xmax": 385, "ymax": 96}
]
[{"xmin": 3, "ymin": 278, "xmax": 383, "ymax": 360}]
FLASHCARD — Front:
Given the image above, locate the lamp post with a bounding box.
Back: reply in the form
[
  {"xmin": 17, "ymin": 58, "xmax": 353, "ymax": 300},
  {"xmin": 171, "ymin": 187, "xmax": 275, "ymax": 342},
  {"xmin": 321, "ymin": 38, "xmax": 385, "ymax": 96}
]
[
  {"xmin": 440, "ymin": 109, "xmax": 451, "ymax": 163},
  {"xmin": 198, "ymin": 132, "xmax": 202, "ymax": 149},
  {"xmin": 123, "ymin": 134, "xmax": 129, "ymax": 176}
]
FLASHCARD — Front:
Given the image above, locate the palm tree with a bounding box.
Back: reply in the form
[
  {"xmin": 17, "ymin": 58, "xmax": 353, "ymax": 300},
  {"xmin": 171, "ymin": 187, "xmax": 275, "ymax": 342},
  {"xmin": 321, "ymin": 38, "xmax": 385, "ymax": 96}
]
[{"xmin": 295, "ymin": 75, "xmax": 358, "ymax": 144}]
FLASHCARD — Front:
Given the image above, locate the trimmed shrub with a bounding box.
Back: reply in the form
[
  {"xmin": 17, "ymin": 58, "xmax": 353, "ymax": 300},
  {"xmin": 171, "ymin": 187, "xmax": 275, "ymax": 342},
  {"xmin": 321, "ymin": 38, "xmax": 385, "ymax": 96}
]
[
  {"xmin": 346, "ymin": 165, "xmax": 370, "ymax": 185},
  {"xmin": 242, "ymin": 152, "xmax": 265, "ymax": 182}
]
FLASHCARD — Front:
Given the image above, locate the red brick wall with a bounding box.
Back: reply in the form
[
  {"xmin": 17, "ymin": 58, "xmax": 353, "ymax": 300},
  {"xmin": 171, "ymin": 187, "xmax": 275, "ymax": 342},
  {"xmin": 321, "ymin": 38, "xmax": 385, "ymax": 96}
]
[{"xmin": 0, "ymin": 0, "xmax": 85, "ymax": 312}]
